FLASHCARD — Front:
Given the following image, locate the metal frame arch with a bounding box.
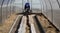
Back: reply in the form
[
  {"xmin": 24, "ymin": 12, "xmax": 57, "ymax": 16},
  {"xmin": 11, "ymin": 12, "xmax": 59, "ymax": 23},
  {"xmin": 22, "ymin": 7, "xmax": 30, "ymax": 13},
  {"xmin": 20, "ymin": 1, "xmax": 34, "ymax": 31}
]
[
  {"xmin": 48, "ymin": 0, "xmax": 53, "ymax": 22},
  {"xmin": 0, "ymin": 0, "xmax": 5, "ymax": 23}
]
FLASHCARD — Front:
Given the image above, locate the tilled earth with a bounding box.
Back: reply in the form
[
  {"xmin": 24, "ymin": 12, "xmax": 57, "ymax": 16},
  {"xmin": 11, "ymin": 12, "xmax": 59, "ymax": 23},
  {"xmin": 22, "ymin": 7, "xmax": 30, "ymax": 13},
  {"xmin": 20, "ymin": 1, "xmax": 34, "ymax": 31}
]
[
  {"xmin": 37, "ymin": 15, "xmax": 60, "ymax": 33},
  {"xmin": 17, "ymin": 14, "xmax": 60, "ymax": 33}
]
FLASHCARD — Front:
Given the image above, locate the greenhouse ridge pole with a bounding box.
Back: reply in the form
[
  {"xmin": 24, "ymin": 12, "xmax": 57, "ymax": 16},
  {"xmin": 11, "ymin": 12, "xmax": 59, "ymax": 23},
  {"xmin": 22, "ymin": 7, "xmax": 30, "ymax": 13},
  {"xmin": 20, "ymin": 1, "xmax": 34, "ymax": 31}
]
[{"xmin": 48, "ymin": 0, "xmax": 53, "ymax": 22}]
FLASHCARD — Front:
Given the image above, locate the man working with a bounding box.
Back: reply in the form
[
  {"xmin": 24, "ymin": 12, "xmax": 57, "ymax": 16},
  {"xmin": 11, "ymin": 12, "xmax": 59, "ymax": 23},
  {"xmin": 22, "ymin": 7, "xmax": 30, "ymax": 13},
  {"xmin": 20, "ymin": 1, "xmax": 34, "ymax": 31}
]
[{"xmin": 24, "ymin": 2, "xmax": 30, "ymax": 12}]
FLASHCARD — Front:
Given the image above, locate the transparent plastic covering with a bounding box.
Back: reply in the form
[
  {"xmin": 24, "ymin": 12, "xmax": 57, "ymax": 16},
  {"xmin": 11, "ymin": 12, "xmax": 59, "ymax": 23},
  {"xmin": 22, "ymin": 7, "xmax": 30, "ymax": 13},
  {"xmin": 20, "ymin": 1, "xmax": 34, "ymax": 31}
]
[
  {"xmin": 0, "ymin": 0, "xmax": 60, "ymax": 30},
  {"xmin": 0, "ymin": 0, "xmax": 15, "ymax": 24}
]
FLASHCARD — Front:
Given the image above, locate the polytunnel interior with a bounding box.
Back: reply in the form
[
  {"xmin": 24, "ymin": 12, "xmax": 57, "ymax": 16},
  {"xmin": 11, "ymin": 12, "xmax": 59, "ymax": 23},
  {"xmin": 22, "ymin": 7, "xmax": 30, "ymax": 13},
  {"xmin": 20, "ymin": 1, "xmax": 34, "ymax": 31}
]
[{"xmin": 0, "ymin": 0, "xmax": 60, "ymax": 33}]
